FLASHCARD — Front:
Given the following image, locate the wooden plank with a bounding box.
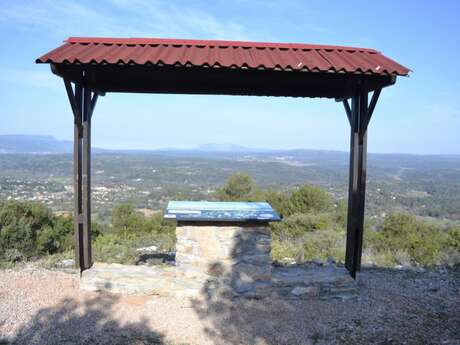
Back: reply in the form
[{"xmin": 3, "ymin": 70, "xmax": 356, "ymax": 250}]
[
  {"xmin": 355, "ymin": 130, "xmax": 367, "ymax": 270},
  {"xmin": 81, "ymin": 87, "xmax": 92, "ymax": 270},
  {"xmin": 73, "ymin": 84, "xmax": 83, "ymax": 270},
  {"xmin": 345, "ymin": 95, "xmax": 359, "ymax": 276},
  {"xmin": 354, "ymin": 91, "xmax": 368, "ymax": 272},
  {"xmin": 345, "ymin": 91, "xmax": 370, "ymax": 278}
]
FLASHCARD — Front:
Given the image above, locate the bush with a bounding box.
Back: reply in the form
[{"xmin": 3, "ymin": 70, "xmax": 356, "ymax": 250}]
[
  {"xmin": 94, "ymin": 206, "xmax": 176, "ymax": 264},
  {"xmin": 0, "ymin": 201, "xmax": 98, "ymax": 263},
  {"xmin": 302, "ymin": 230, "xmax": 345, "ymax": 262},
  {"xmin": 271, "ymin": 230, "xmax": 345, "ymax": 263},
  {"xmin": 366, "ymin": 213, "xmax": 451, "ymax": 266},
  {"xmin": 3, "ymin": 248, "xmax": 25, "ymax": 263},
  {"xmin": 446, "ymin": 227, "xmax": 460, "ymax": 248},
  {"xmin": 284, "ymin": 184, "xmax": 332, "ymax": 216},
  {"xmin": 112, "ymin": 204, "xmax": 144, "ymax": 237},
  {"xmin": 93, "ymin": 232, "xmax": 138, "ymax": 264},
  {"xmin": 216, "ymin": 173, "xmax": 263, "ymax": 201},
  {"xmin": 0, "ymin": 201, "xmax": 54, "ymax": 259},
  {"xmin": 271, "ymin": 212, "xmax": 334, "ymax": 239},
  {"xmin": 36, "ymin": 216, "xmax": 74, "ymax": 255},
  {"xmin": 333, "ymin": 200, "xmax": 348, "ymax": 228},
  {"xmin": 263, "ymin": 188, "xmax": 290, "ymax": 217}
]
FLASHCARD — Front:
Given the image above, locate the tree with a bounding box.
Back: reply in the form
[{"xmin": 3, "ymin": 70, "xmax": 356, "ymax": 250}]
[
  {"xmin": 263, "ymin": 188, "xmax": 289, "ymax": 217},
  {"xmin": 111, "ymin": 204, "xmax": 143, "ymax": 237},
  {"xmin": 36, "ymin": 215, "xmax": 73, "ymax": 254},
  {"xmin": 284, "ymin": 184, "xmax": 332, "ymax": 216},
  {"xmin": 0, "ymin": 201, "xmax": 54, "ymax": 260},
  {"xmin": 216, "ymin": 172, "xmax": 261, "ymax": 201}
]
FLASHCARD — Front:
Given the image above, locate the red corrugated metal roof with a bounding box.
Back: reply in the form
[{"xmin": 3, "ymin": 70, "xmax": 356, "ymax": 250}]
[{"xmin": 36, "ymin": 37, "xmax": 410, "ymax": 76}]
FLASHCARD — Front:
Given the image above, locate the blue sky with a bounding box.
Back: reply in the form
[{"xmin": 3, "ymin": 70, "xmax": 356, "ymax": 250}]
[{"xmin": 0, "ymin": 0, "xmax": 459, "ymax": 154}]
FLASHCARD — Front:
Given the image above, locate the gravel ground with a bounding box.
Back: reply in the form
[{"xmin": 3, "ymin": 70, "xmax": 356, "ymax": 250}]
[{"xmin": 0, "ymin": 265, "xmax": 459, "ymax": 345}]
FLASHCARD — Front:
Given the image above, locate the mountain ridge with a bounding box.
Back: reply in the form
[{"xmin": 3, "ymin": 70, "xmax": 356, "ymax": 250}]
[{"xmin": 1, "ymin": 135, "xmax": 459, "ymax": 159}]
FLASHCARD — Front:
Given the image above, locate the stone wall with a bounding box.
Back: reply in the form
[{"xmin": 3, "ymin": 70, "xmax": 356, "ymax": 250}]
[
  {"xmin": 80, "ymin": 223, "xmax": 358, "ymax": 300},
  {"xmin": 174, "ymin": 223, "xmax": 271, "ymax": 298},
  {"xmin": 271, "ymin": 264, "xmax": 357, "ymax": 300}
]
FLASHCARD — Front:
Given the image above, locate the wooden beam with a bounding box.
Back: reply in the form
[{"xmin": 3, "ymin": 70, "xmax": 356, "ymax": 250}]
[
  {"xmin": 64, "ymin": 79, "xmax": 82, "ymax": 133},
  {"xmin": 73, "ymin": 83, "xmax": 84, "ymax": 270},
  {"xmin": 342, "ymin": 99, "xmax": 352, "ymax": 125},
  {"xmin": 345, "ymin": 89, "xmax": 371, "ymax": 278},
  {"xmin": 89, "ymin": 92, "xmax": 98, "ymax": 118},
  {"xmin": 346, "ymin": 95, "xmax": 359, "ymax": 278},
  {"xmin": 81, "ymin": 86, "xmax": 92, "ymax": 270},
  {"xmin": 364, "ymin": 88, "xmax": 381, "ymax": 130},
  {"xmin": 52, "ymin": 64, "xmax": 395, "ymax": 99}
]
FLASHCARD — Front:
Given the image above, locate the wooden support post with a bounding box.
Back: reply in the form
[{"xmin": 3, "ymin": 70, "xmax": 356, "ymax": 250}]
[
  {"xmin": 73, "ymin": 84, "xmax": 84, "ymax": 270},
  {"xmin": 344, "ymin": 87, "xmax": 381, "ymax": 278},
  {"xmin": 65, "ymin": 77, "xmax": 99, "ymax": 272},
  {"xmin": 81, "ymin": 87, "xmax": 92, "ymax": 270}
]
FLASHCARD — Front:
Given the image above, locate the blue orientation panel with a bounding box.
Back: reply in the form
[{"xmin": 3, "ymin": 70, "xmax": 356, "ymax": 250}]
[{"xmin": 164, "ymin": 201, "xmax": 281, "ymax": 222}]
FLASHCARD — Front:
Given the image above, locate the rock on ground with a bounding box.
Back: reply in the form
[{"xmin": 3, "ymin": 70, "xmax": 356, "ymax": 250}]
[{"xmin": 0, "ymin": 265, "xmax": 459, "ymax": 345}]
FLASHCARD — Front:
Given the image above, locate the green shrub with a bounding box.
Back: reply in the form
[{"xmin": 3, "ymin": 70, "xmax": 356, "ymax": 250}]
[
  {"xmin": 446, "ymin": 227, "xmax": 460, "ymax": 248},
  {"xmin": 0, "ymin": 219, "xmax": 36, "ymax": 259},
  {"xmin": 284, "ymin": 184, "xmax": 332, "ymax": 216},
  {"xmin": 0, "ymin": 201, "xmax": 100, "ymax": 263},
  {"xmin": 302, "ymin": 230, "xmax": 345, "ymax": 262},
  {"xmin": 365, "ymin": 213, "xmax": 450, "ymax": 266},
  {"xmin": 93, "ymin": 232, "xmax": 137, "ymax": 264},
  {"xmin": 3, "ymin": 248, "xmax": 25, "ymax": 263},
  {"xmin": 216, "ymin": 172, "xmax": 263, "ymax": 201},
  {"xmin": 271, "ymin": 238, "xmax": 302, "ymax": 262},
  {"xmin": 272, "ymin": 230, "xmax": 345, "ymax": 263},
  {"xmin": 333, "ymin": 200, "xmax": 348, "ymax": 228},
  {"xmin": 0, "ymin": 201, "xmax": 54, "ymax": 259},
  {"xmin": 263, "ymin": 188, "xmax": 290, "ymax": 217},
  {"xmin": 36, "ymin": 215, "xmax": 73, "ymax": 255},
  {"xmin": 271, "ymin": 212, "xmax": 333, "ymax": 239},
  {"xmin": 93, "ymin": 206, "xmax": 176, "ymax": 264}
]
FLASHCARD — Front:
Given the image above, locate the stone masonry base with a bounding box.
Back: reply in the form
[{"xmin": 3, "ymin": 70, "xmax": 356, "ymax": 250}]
[
  {"xmin": 80, "ymin": 262, "xmax": 357, "ymax": 301},
  {"xmin": 81, "ymin": 224, "xmax": 356, "ymax": 300}
]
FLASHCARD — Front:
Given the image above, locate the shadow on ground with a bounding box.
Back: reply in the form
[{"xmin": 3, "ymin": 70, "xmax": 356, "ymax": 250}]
[
  {"xmin": 190, "ymin": 232, "xmax": 460, "ymax": 345},
  {"xmin": 1, "ymin": 293, "xmax": 165, "ymax": 345}
]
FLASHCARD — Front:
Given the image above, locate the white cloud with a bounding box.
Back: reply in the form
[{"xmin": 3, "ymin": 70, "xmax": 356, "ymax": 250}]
[
  {"xmin": 0, "ymin": 68, "xmax": 61, "ymax": 90},
  {"xmin": 0, "ymin": 0, "xmax": 249, "ymax": 39}
]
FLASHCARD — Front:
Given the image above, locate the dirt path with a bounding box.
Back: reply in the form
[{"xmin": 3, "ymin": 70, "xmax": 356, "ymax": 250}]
[{"xmin": 0, "ymin": 266, "xmax": 459, "ymax": 345}]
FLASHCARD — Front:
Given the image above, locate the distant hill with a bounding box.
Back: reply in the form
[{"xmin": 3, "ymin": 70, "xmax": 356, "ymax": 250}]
[
  {"xmin": 0, "ymin": 135, "xmax": 73, "ymax": 154},
  {"xmin": 1, "ymin": 136, "xmax": 459, "ymax": 164},
  {"xmin": 196, "ymin": 143, "xmax": 272, "ymax": 153},
  {"xmin": 0, "ymin": 135, "xmax": 111, "ymax": 154}
]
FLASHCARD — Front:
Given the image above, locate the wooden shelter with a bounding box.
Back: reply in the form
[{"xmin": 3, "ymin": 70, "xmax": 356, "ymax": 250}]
[{"xmin": 36, "ymin": 37, "xmax": 410, "ymax": 278}]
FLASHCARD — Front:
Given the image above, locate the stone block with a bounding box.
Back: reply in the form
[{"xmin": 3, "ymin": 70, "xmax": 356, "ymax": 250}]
[
  {"xmin": 176, "ymin": 224, "xmax": 272, "ymax": 297},
  {"xmin": 291, "ymin": 286, "xmax": 320, "ymax": 297}
]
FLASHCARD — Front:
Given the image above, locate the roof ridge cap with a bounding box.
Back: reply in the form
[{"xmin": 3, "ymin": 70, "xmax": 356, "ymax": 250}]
[{"xmin": 65, "ymin": 37, "xmax": 379, "ymax": 53}]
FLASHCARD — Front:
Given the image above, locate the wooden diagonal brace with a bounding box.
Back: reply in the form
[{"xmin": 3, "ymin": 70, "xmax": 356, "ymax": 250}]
[
  {"xmin": 363, "ymin": 88, "xmax": 381, "ymax": 130},
  {"xmin": 64, "ymin": 79, "xmax": 83, "ymax": 133},
  {"xmin": 89, "ymin": 93, "xmax": 98, "ymax": 118},
  {"xmin": 342, "ymin": 99, "xmax": 352, "ymax": 125}
]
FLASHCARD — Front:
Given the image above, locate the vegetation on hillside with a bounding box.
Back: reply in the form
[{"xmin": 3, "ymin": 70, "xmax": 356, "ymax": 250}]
[
  {"xmin": 0, "ymin": 201, "xmax": 175, "ymax": 266},
  {"xmin": 0, "ymin": 172, "xmax": 459, "ymax": 268},
  {"xmin": 217, "ymin": 173, "xmax": 460, "ymax": 267},
  {"xmin": 2, "ymin": 152, "xmax": 460, "ymax": 221}
]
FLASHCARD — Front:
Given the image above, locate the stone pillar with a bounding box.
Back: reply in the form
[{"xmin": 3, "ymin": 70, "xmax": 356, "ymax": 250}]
[{"xmin": 174, "ymin": 223, "xmax": 271, "ymax": 298}]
